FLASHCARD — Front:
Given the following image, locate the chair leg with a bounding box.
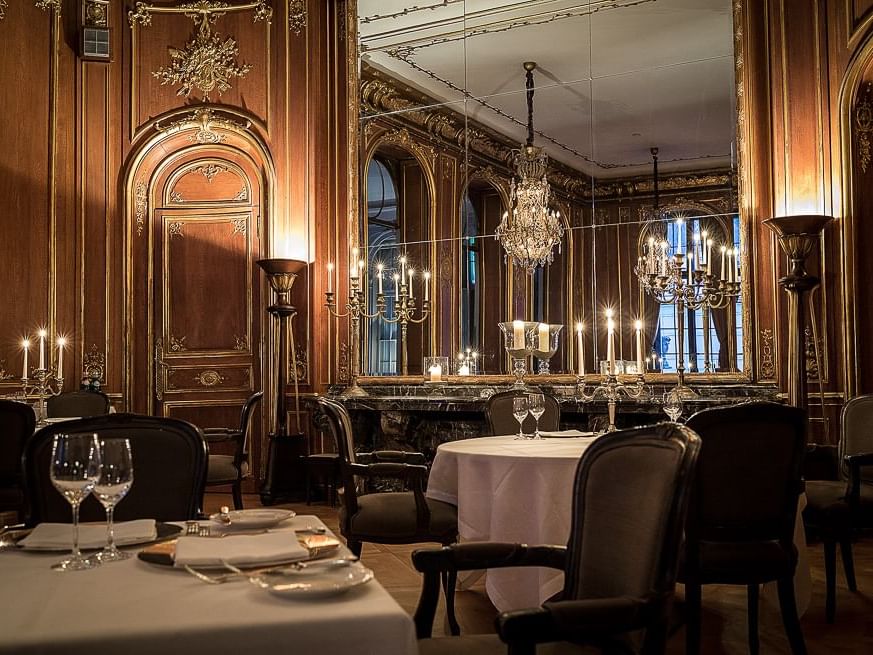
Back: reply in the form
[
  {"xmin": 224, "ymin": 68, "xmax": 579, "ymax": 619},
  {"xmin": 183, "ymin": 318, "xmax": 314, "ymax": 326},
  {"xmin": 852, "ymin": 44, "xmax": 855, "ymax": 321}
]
[
  {"xmin": 441, "ymin": 569, "xmax": 460, "ymax": 636},
  {"xmin": 776, "ymin": 576, "xmax": 807, "ymax": 655},
  {"xmin": 823, "ymin": 540, "xmax": 837, "ymax": 623},
  {"xmin": 640, "ymin": 617, "xmax": 669, "ymax": 655},
  {"xmin": 684, "ymin": 581, "xmax": 702, "ymax": 655},
  {"xmin": 231, "ymin": 481, "xmax": 243, "ymax": 510},
  {"xmin": 839, "ymin": 538, "xmax": 857, "ymax": 592},
  {"xmin": 304, "ymin": 466, "xmax": 312, "ymax": 505},
  {"xmin": 347, "ymin": 540, "xmax": 363, "ymax": 557},
  {"xmin": 746, "ymin": 584, "xmax": 759, "ymax": 655}
]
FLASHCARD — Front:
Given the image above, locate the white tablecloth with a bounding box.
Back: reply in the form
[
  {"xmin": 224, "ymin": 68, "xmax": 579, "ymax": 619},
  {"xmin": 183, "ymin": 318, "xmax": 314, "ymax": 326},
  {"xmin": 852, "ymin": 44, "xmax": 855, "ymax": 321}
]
[
  {"xmin": 427, "ymin": 435, "xmax": 599, "ymax": 612},
  {"xmin": 427, "ymin": 435, "xmax": 811, "ymax": 615},
  {"xmin": 0, "ymin": 515, "xmax": 418, "ymax": 655}
]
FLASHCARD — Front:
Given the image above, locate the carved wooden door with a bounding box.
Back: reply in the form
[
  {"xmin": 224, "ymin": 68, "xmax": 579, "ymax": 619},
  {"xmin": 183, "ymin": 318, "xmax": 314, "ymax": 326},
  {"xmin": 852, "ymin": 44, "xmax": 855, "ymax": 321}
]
[{"xmin": 150, "ymin": 150, "xmax": 262, "ymax": 439}]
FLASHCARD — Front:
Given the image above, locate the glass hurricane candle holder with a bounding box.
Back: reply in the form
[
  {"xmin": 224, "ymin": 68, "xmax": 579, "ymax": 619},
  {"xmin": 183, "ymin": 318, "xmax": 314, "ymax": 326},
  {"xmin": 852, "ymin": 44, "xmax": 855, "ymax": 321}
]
[
  {"xmin": 498, "ymin": 321, "xmax": 537, "ymax": 388},
  {"xmin": 424, "ymin": 356, "xmax": 449, "ymax": 384},
  {"xmin": 530, "ymin": 324, "xmax": 563, "ymax": 374}
]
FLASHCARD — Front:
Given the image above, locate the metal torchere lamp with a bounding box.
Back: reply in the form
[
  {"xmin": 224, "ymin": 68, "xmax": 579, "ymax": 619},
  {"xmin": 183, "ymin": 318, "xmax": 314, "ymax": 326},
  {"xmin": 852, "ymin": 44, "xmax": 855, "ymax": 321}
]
[
  {"xmin": 258, "ymin": 258, "xmax": 306, "ymax": 437},
  {"xmin": 762, "ymin": 215, "xmax": 833, "ymax": 409}
]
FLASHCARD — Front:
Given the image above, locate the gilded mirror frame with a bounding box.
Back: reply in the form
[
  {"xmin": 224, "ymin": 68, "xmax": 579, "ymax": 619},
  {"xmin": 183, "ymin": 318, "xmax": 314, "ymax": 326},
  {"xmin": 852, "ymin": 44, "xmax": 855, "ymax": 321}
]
[{"xmin": 346, "ymin": 0, "xmax": 756, "ymax": 385}]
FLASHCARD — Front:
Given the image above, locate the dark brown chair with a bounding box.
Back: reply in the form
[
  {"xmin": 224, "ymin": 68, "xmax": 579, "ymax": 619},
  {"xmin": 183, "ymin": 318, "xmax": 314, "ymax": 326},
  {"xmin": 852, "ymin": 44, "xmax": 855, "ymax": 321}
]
[
  {"xmin": 412, "ymin": 422, "xmax": 700, "ymax": 655},
  {"xmin": 203, "ymin": 391, "xmax": 263, "ymax": 510},
  {"xmin": 45, "ymin": 390, "xmax": 110, "ymax": 418},
  {"xmin": 314, "ymin": 396, "xmax": 461, "ymax": 630},
  {"xmin": 23, "ymin": 413, "xmax": 207, "ymax": 525},
  {"xmin": 485, "ymin": 390, "xmax": 560, "ymax": 436},
  {"xmin": 683, "ymin": 402, "xmax": 808, "ymax": 655},
  {"xmin": 0, "ymin": 400, "xmax": 36, "ymax": 522},
  {"xmin": 803, "ymin": 394, "xmax": 873, "ymax": 622}
]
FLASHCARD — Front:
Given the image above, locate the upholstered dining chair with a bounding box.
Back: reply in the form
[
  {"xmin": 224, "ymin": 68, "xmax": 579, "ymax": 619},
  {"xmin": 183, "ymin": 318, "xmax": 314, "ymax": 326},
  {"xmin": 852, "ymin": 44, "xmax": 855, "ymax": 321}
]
[
  {"xmin": 45, "ymin": 390, "xmax": 110, "ymax": 418},
  {"xmin": 683, "ymin": 402, "xmax": 808, "ymax": 655},
  {"xmin": 314, "ymin": 396, "xmax": 461, "ymax": 631},
  {"xmin": 203, "ymin": 391, "xmax": 263, "ymax": 510},
  {"xmin": 0, "ymin": 400, "xmax": 36, "ymax": 522},
  {"xmin": 23, "ymin": 413, "xmax": 207, "ymax": 525},
  {"xmin": 411, "ymin": 422, "xmax": 700, "ymax": 654},
  {"xmin": 485, "ymin": 390, "xmax": 560, "ymax": 436},
  {"xmin": 803, "ymin": 394, "xmax": 873, "ymax": 623}
]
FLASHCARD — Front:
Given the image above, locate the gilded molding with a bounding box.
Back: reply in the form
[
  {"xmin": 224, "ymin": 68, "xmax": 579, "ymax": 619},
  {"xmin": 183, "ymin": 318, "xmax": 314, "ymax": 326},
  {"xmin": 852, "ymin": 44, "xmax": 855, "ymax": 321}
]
[
  {"xmin": 194, "ymin": 162, "xmax": 228, "ymax": 181},
  {"xmin": 233, "ymin": 186, "xmax": 248, "ymax": 201},
  {"xmin": 759, "ymin": 328, "xmax": 775, "ymax": 380},
  {"xmin": 338, "ymin": 342, "xmax": 349, "ymax": 383},
  {"xmin": 169, "ymin": 335, "xmax": 188, "ymax": 352},
  {"xmin": 168, "ymin": 222, "xmax": 185, "ymax": 239},
  {"xmin": 154, "ymin": 338, "xmax": 165, "ymax": 401},
  {"xmin": 84, "ymin": 344, "xmax": 106, "ymax": 384},
  {"xmin": 195, "ymin": 369, "xmax": 226, "ymax": 386},
  {"xmin": 129, "ymin": 1, "xmax": 272, "ymax": 27},
  {"xmin": 290, "ymin": 343, "xmax": 308, "ymax": 382},
  {"xmin": 35, "ymin": 0, "xmax": 61, "ymax": 13},
  {"xmin": 231, "ymin": 218, "xmax": 247, "ymax": 235},
  {"xmin": 134, "ymin": 181, "xmax": 148, "ymax": 236},
  {"xmin": 0, "ymin": 1, "xmax": 7, "ymax": 21},
  {"xmin": 288, "ymin": 0, "xmax": 306, "ymax": 34},
  {"xmin": 855, "ymin": 82, "xmax": 872, "ymax": 173},
  {"xmin": 155, "ymin": 105, "xmax": 250, "ymax": 143}
]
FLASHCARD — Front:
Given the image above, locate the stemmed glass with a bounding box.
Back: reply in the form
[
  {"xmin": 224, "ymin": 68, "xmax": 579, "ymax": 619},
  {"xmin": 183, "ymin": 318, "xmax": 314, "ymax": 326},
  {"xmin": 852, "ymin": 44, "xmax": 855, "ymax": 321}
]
[
  {"xmin": 528, "ymin": 393, "xmax": 546, "ymax": 440},
  {"xmin": 512, "ymin": 396, "xmax": 529, "ymax": 440},
  {"xmin": 663, "ymin": 390, "xmax": 684, "ymax": 422},
  {"xmin": 49, "ymin": 433, "xmax": 101, "ymax": 571},
  {"xmin": 91, "ymin": 438, "xmax": 134, "ymax": 563}
]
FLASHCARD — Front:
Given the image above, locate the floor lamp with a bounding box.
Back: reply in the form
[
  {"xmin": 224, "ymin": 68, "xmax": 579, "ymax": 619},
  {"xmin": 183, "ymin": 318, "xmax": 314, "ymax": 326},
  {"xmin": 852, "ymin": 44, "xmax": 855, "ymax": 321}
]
[
  {"xmin": 762, "ymin": 215, "xmax": 833, "ymax": 409},
  {"xmin": 257, "ymin": 257, "xmax": 307, "ymax": 504}
]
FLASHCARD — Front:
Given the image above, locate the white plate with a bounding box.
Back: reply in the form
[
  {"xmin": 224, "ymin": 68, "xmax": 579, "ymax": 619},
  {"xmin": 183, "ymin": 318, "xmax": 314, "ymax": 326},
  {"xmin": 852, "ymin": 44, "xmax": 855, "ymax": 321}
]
[
  {"xmin": 209, "ymin": 509, "xmax": 296, "ymax": 529},
  {"xmin": 249, "ymin": 563, "xmax": 374, "ymax": 599}
]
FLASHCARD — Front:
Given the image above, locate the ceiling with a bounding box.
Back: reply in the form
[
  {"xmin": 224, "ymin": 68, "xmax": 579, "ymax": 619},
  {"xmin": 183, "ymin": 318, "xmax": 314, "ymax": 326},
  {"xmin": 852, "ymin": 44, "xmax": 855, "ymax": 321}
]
[{"xmin": 359, "ymin": 0, "xmax": 736, "ymax": 180}]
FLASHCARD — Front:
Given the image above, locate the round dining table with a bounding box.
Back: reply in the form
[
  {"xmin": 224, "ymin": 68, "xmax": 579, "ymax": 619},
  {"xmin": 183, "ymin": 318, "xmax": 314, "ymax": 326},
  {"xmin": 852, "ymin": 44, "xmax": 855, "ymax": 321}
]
[{"xmin": 426, "ymin": 433, "xmax": 812, "ymax": 615}]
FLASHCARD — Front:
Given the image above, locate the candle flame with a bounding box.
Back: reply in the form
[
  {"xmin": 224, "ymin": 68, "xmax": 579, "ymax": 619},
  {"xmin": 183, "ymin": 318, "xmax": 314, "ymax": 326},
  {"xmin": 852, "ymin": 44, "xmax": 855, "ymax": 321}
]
[
  {"xmin": 377, "ymin": 263, "xmax": 384, "ymax": 272},
  {"xmin": 634, "ymin": 320, "xmax": 643, "ymax": 330},
  {"xmin": 21, "ymin": 339, "xmax": 30, "ymax": 349},
  {"xmin": 575, "ymin": 321, "xmax": 583, "ymax": 332},
  {"xmin": 327, "ymin": 262, "xmax": 334, "ymax": 272},
  {"xmin": 399, "ymin": 256, "xmax": 406, "ymax": 264},
  {"xmin": 423, "ymin": 271, "xmax": 431, "ymax": 280},
  {"xmin": 605, "ymin": 308, "xmax": 614, "ymax": 319},
  {"xmin": 57, "ymin": 336, "xmax": 67, "ymax": 348},
  {"xmin": 38, "ymin": 329, "xmax": 47, "ymax": 338}
]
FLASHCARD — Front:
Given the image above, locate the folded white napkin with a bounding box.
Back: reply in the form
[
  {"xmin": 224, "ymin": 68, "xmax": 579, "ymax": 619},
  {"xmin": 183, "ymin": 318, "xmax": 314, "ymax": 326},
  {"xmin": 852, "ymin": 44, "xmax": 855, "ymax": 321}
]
[
  {"xmin": 538, "ymin": 429, "xmax": 595, "ymax": 438},
  {"xmin": 173, "ymin": 531, "xmax": 309, "ymax": 568},
  {"xmin": 20, "ymin": 519, "xmax": 157, "ymax": 550}
]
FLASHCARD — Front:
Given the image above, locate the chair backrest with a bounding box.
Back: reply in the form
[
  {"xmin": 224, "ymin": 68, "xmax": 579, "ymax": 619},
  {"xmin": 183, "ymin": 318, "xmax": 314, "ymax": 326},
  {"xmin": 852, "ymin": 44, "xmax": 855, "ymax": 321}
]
[
  {"xmin": 0, "ymin": 400, "xmax": 36, "ymax": 485},
  {"xmin": 23, "ymin": 413, "xmax": 208, "ymax": 525},
  {"xmin": 840, "ymin": 394, "xmax": 873, "ymax": 483},
  {"xmin": 485, "ymin": 390, "xmax": 560, "ymax": 435},
  {"xmin": 315, "ymin": 396, "xmax": 357, "ymax": 466},
  {"xmin": 684, "ymin": 401, "xmax": 806, "ymax": 545},
  {"xmin": 46, "ymin": 391, "xmax": 110, "ymax": 418},
  {"xmin": 563, "ymin": 423, "xmax": 700, "ymax": 602},
  {"xmin": 237, "ymin": 391, "xmax": 264, "ymax": 455}
]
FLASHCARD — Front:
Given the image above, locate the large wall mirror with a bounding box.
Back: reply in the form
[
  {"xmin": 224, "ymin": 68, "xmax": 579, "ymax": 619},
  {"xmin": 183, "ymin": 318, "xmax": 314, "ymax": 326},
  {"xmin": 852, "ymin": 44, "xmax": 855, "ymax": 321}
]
[{"xmin": 354, "ymin": 0, "xmax": 748, "ymax": 380}]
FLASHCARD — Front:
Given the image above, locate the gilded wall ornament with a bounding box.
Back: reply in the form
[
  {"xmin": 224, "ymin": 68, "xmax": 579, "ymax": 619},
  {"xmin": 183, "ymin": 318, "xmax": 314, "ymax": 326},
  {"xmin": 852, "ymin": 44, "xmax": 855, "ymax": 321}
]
[
  {"xmin": 84, "ymin": 0, "xmax": 108, "ymax": 26},
  {"xmin": 154, "ymin": 337, "xmax": 165, "ymax": 401},
  {"xmin": 231, "ymin": 218, "xmax": 247, "ymax": 235},
  {"xmin": 855, "ymin": 82, "xmax": 872, "ymax": 173},
  {"xmin": 155, "ymin": 105, "xmax": 249, "ymax": 144},
  {"xmin": 194, "ymin": 162, "xmax": 228, "ymax": 181},
  {"xmin": 0, "ymin": 1, "xmax": 7, "ymax": 21},
  {"xmin": 83, "ymin": 344, "xmax": 106, "ymax": 385},
  {"xmin": 195, "ymin": 369, "xmax": 225, "ymax": 387},
  {"xmin": 169, "ymin": 190, "xmax": 184, "ymax": 203},
  {"xmin": 168, "ymin": 222, "xmax": 185, "ymax": 239},
  {"xmin": 234, "ymin": 334, "xmax": 248, "ymax": 351},
  {"xmin": 35, "ymin": 0, "xmax": 61, "ymax": 13},
  {"xmin": 290, "ymin": 343, "xmax": 308, "ymax": 382},
  {"xmin": 134, "ymin": 181, "xmax": 148, "ymax": 236},
  {"xmin": 804, "ymin": 325, "xmax": 824, "ymax": 381},
  {"xmin": 759, "ymin": 328, "xmax": 775, "ymax": 379},
  {"xmin": 169, "ymin": 335, "xmax": 188, "ymax": 352},
  {"xmin": 288, "ymin": 0, "xmax": 306, "ymax": 35},
  {"xmin": 0, "ymin": 359, "xmax": 14, "ymax": 380}
]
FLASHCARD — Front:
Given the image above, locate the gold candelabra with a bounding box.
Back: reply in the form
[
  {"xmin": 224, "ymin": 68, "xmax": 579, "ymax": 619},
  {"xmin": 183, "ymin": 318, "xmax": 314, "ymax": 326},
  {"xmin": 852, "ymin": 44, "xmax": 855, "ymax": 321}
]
[{"xmin": 22, "ymin": 367, "xmax": 64, "ymax": 424}]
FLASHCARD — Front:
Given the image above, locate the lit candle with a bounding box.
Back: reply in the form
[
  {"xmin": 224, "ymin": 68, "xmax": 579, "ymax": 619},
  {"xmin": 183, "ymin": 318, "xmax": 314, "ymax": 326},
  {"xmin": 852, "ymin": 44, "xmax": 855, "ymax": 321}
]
[
  {"xmin": 376, "ymin": 263, "xmax": 384, "ymax": 295},
  {"xmin": 512, "ymin": 320, "xmax": 525, "ymax": 351},
  {"xmin": 705, "ymin": 239, "xmax": 713, "ymax": 275},
  {"xmin": 327, "ymin": 262, "xmax": 334, "ymax": 293},
  {"xmin": 701, "ymin": 231, "xmax": 709, "ymax": 264},
  {"xmin": 429, "ymin": 363, "xmax": 442, "ymax": 382},
  {"xmin": 651, "ymin": 353, "xmax": 657, "ymax": 372},
  {"xmin": 458, "ymin": 363, "xmax": 470, "ymax": 376},
  {"xmin": 423, "ymin": 271, "xmax": 431, "ymax": 301},
  {"xmin": 687, "ymin": 251, "xmax": 694, "ymax": 285},
  {"xmin": 661, "ymin": 241, "xmax": 669, "ymax": 275},
  {"xmin": 605, "ymin": 310, "xmax": 616, "ymax": 376},
  {"xmin": 538, "ymin": 323, "xmax": 549, "ymax": 352},
  {"xmin": 358, "ymin": 260, "xmax": 366, "ymax": 288},
  {"xmin": 575, "ymin": 322, "xmax": 585, "ymax": 376},
  {"xmin": 675, "ymin": 219, "xmax": 683, "ymax": 255},
  {"xmin": 408, "ymin": 268, "xmax": 415, "ymax": 298},
  {"xmin": 399, "ymin": 256, "xmax": 407, "ymax": 281},
  {"xmin": 351, "ymin": 247, "xmax": 359, "ymax": 281},
  {"xmin": 734, "ymin": 247, "xmax": 741, "ymax": 282},
  {"xmin": 38, "ymin": 329, "xmax": 46, "ymax": 370},
  {"xmin": 393, "ymin": 273, "xmax": 400, "ymax": 301},
  {"xmin": 21, "ymin": 339, "xmax": 29, "ymax": 380},
  {"xmin": 56, "ymin": 336, "xmax": 66, "ymax": 380},
  {"xmin": 720, "ymin": 245, "xmax": 727, "ymax": 281},
  {"xmin": 634, "ymin": 320, "xmax": 644, "ymax": 375},
  {"xmin": 693, "ymin": 232, "xmax": 701, "ymax": 262}
]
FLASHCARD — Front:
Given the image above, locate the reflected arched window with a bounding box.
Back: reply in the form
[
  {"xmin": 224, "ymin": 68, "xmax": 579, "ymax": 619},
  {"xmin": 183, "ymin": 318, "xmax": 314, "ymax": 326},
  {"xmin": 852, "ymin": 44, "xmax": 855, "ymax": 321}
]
[
  {"xmin": 460, "ymin": 194, "xmax": 481, "ymax": 349},
  {"xmin": 366, "ymin": 158, "xmax": 399, "ymax": 374}
]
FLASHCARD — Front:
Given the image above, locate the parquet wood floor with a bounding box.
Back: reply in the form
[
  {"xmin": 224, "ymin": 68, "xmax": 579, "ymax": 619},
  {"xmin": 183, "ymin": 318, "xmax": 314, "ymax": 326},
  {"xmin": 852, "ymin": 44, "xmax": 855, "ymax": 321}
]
[{"xmin": 207, "ymin": 493, "xmax": 873, "ymax": 653}]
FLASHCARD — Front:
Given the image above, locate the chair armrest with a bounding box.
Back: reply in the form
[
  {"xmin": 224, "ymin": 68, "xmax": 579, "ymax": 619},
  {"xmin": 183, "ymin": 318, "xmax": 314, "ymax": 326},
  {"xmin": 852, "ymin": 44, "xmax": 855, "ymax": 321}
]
[
  {"xmin": 356, "ymin": 450, "xmax": 426, "ymax": 465},
  {"xmin": 845, "ymin": 452, "xmax": 873, "ymax": 506},
  {"xmin": 348, "ymin": 461, "xmax": 429, "ymax": 484},
  {"xmin": 804, "ymin": 444, "xmax": 839, "ymax": 481},
  {"xmin": 412, "ymin": 542, "xmax": 567, "ymax": 574},
  {"xmin": 497, "ymin": 597, "xmax": 654, "ymax": 646},
  {"xmin": 412, "ymin": 543, "xmax": 567, "ymax": 638},
  {"xmin": 202, "ymin": 428, "xmax": 243, "ymax": 443}
]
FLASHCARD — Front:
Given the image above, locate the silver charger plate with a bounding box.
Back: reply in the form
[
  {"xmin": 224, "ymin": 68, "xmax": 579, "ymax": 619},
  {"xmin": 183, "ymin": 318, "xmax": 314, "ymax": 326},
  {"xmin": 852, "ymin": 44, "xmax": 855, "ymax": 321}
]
[{"xmin": 249, "ymin": 563, "xmax": 374, "ymax": 599}]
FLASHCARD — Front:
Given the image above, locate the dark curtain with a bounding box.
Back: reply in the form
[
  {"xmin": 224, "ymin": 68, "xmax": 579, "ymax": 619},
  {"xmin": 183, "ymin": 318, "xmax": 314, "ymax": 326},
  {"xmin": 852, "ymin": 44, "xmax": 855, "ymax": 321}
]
[{"xmin": 710, "ymin": 304, "xmax": 731, "ymax": 370}]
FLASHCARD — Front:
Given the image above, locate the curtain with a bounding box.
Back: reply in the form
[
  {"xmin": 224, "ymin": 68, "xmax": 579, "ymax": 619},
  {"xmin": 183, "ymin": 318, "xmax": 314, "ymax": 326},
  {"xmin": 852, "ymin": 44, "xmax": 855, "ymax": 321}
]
[{"xmin": 710, "ymin": 304, "xmax": 731, "ymax": 370}]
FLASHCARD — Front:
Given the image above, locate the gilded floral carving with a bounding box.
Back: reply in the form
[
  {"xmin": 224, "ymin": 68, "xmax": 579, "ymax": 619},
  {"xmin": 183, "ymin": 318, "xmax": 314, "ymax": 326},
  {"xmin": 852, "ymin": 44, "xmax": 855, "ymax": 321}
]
[
  {"xmin": 168, "ymin": 222, "xmax": 185, "ymax": 239},
  {"xmin": 855, "ymin": 82, "xmax": 872, "ymax": 173},
  {"xmin": 759, "ymin": 328, "xmax": 775, "ymax": 379},
  {"xmin": 0, "ymin": 1, "xmax": 7, "ymax": 21},
  {"xmin": 288, "ymin": 0, "xmax": 306, "ymax": 35},
  {"xmin": 134, "ymin": 181, "xmax": 148, "ymax": 236}
]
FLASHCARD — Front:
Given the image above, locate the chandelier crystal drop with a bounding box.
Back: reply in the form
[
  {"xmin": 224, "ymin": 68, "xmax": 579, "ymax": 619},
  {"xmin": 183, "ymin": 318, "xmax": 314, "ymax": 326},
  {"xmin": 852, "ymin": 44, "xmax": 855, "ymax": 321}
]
[{"xmin": 495, "ymin": 62, "xmax": 564, "ymax": 273}]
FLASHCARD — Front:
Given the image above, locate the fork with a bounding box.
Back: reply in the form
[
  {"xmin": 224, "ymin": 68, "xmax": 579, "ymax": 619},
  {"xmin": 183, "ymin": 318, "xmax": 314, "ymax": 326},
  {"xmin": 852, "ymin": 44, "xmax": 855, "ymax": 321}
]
[
  {"xmin": 184, "ymin": 557, "xmax": 359, "ymax": 584},
  {"xmin": 185, "ymin": 521, "xmax": 200, "ymax": 536}
]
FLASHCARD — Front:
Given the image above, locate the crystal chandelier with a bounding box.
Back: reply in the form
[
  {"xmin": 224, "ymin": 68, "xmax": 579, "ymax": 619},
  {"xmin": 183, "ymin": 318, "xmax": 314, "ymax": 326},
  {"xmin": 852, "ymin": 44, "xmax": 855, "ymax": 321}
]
[{"xmin": 495, "ymin": 62, "xmax": 564, "ymax": 273}]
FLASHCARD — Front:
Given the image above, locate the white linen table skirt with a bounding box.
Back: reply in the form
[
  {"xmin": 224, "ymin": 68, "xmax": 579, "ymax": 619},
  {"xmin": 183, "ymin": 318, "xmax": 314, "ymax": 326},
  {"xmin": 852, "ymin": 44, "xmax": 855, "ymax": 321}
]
[{"xmin": 0, "ymin": 515, "xmax": 418, "ymax": 655}]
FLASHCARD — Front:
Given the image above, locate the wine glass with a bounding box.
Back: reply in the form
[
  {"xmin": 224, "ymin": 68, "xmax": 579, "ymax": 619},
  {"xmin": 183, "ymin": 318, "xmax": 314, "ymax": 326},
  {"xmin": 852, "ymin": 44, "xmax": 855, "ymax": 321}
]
[
  {"xmin": 91, "ymin": 438, "xmax": 134, "ymax": 563},
  {"xmin": 663, "ymin": 390, "xmax": 684, "ymax": 422},
  {"xmin": 528, "ymin": 393, "xmax": 546, "ymax": 440},
  {"xmin": 49, "ymin": 433, "xmax": 101, "ymax": 571},
  {"xmin": 512, "ymin": 396, "xmax": 529, "ymax": 440}
]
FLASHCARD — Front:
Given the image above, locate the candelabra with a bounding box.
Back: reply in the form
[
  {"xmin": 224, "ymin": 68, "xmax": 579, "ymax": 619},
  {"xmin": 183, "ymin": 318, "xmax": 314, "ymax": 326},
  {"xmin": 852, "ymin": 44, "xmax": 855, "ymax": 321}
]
[
  {"xmin": 325, "ymin": 264, "xmax": 431, "ymax": 391},
  {"xmin": 577, "ymin": 372, "xmax": 651, "ymax": 433},
  {"xmin": 763, "ymin": 214, "xmax": 833, "ymax": 409},
  {"xmin": 21, "ymin": 367, "xmax": 64, "ymax": 423},
  {"xmin": 635, "ymin": 241, "xmax": 741, "ymax": 398}
]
